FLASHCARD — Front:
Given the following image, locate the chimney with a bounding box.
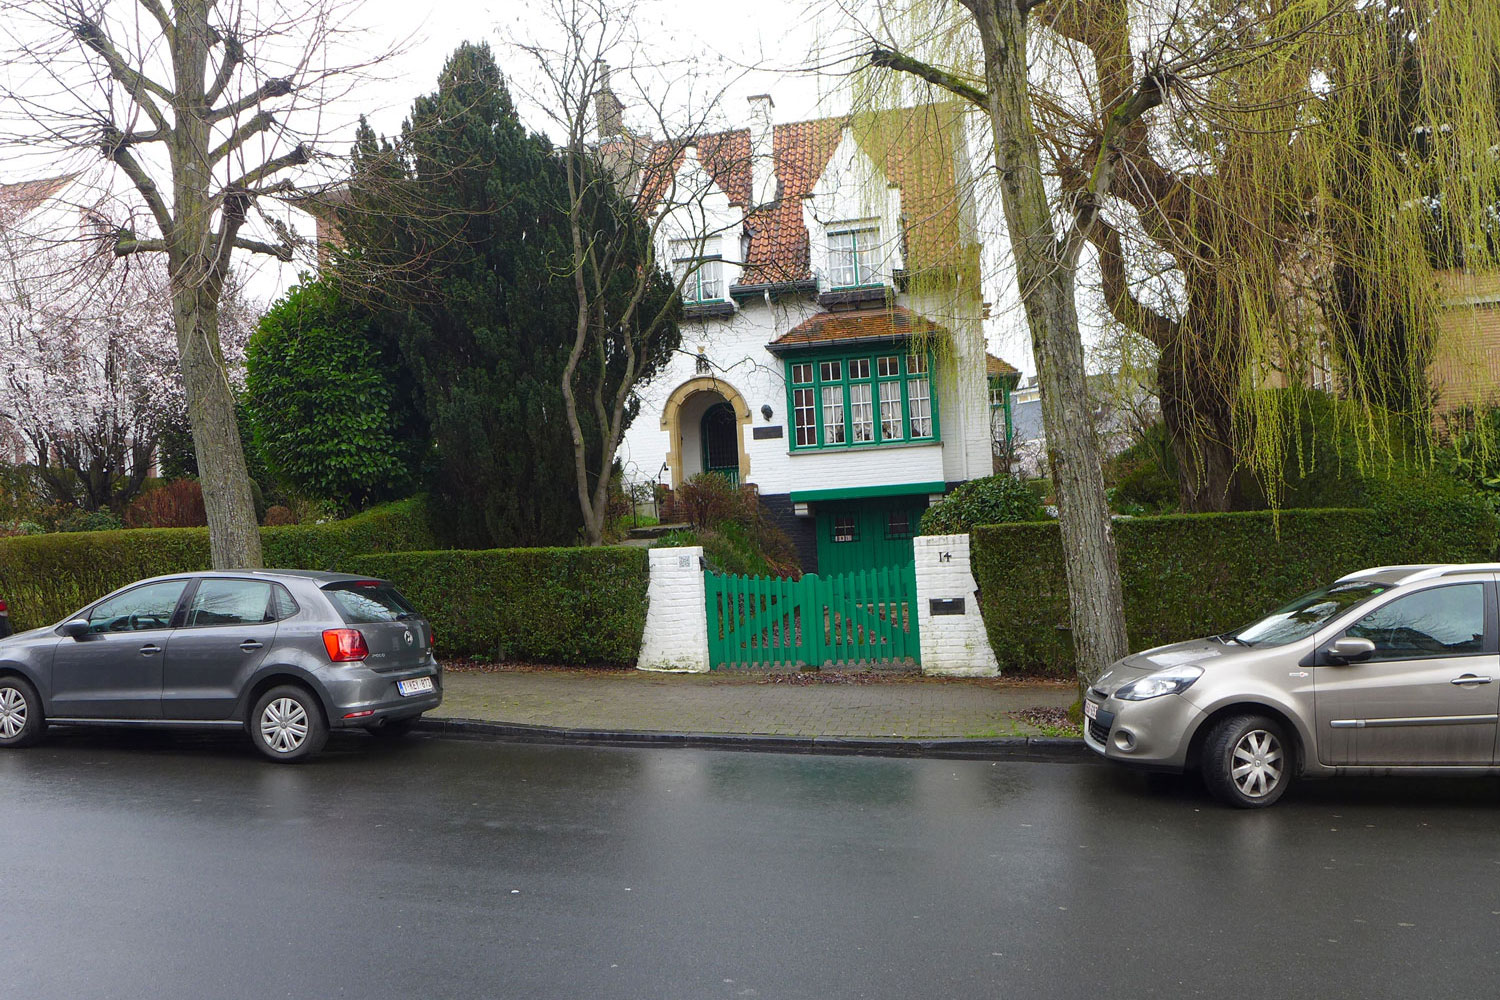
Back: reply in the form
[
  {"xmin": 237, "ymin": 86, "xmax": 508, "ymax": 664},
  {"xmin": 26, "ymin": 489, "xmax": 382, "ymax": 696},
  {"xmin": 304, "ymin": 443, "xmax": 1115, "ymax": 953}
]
[
  {"xmin": 747, "ymin": 94, "xmax": 776, "ymax": 207},
  {"xmin": 595, "ymin": 60, "xmax": 624, "ymax": 140}
]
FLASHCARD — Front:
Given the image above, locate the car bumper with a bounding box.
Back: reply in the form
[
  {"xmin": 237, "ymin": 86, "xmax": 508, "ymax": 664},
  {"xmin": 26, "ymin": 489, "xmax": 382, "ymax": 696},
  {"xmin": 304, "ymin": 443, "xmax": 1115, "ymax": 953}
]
[
  {"xmin": 321, "ymin": 664, "xmax": 443, "ymax": 728},
  {"xmin": 1083, "ymin": 688, "xmax": 1204, "ymax": 771},
  {"xmin": 0, "ymin": 615, "xmax": 10, "ymax": 639}
]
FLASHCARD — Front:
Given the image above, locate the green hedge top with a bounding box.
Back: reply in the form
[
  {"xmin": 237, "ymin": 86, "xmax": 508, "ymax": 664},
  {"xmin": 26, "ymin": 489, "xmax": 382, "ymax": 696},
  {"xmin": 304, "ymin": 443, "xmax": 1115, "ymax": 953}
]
[
  {"xmin": 340, "ymin": 546, "xmax": 649, "ymax": 666},
  {"xmin": 0, "ymin": 498, "xmax": 436, "ymax": 631},
  {"xmin": 973, "ymin": 494, "xmax": 1497, "ymax": 679}
]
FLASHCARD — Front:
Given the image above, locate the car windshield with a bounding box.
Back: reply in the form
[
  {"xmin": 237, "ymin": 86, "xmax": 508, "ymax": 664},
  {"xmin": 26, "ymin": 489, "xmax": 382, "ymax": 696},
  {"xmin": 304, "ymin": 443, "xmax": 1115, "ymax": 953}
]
[{"xmin": 1233, "ymin": 581, "xmax": 1390, "ymax": 647}]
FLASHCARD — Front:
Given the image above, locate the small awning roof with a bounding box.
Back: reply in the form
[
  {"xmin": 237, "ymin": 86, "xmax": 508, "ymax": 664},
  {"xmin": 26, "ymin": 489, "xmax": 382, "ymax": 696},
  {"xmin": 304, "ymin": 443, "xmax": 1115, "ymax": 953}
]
[{"xmin": 767, "ymin": 305, "xmax": 947, "ymax": 354}]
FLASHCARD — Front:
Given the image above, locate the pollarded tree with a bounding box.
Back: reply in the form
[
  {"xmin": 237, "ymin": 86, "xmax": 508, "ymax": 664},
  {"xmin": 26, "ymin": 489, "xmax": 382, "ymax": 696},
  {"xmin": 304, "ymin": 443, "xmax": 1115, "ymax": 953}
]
[{"xmin": 0, "ymin": 0, "xmax": 393, "ymax": 566}]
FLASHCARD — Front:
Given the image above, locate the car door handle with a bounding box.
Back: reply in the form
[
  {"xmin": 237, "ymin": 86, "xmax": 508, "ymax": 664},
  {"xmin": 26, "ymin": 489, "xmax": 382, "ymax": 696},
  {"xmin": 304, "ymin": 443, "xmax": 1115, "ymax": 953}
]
[
  {"xmin": 1450, "ymin": 674, "xmax": 1493, "ymax": 686},
  {"xmin": 239, "ymin": 640, "xmax": 264, "ymax": 652},
  {"xmin": 139, "ymin": 644, "xmax": 161, "ymax": 656}
]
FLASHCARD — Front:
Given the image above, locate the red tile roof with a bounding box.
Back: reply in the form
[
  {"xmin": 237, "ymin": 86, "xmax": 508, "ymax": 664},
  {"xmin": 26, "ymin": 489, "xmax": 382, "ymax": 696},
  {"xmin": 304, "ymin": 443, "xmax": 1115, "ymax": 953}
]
[
  {"xmin": 0, "ymin": 175, "xmax": 74, "ymax": 227},
  {"xmin": 986, "ymin": 353, "xmax": 1020, "ymax": 377},
  {"xmin": 643, "ymin": 104, "xmax": 973, "ymax": 287},
  {"xmin": 768, "ymin": 305, "xmax": 948, "ymax": 351}
]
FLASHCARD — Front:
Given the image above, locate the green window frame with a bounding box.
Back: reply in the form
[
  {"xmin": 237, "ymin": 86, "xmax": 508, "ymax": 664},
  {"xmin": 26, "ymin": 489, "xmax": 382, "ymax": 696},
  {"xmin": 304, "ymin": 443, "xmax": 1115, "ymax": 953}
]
[{"xmin": 784, "ymin": 347, "xmax": 941, "ymax": 452}]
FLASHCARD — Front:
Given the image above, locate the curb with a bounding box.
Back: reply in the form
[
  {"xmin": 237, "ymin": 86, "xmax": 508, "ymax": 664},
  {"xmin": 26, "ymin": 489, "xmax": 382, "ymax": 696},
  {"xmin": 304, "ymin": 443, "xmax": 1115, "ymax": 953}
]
[{"xmin": 415, "ymin": 716, "xmax": 1094, "ymax": 763}]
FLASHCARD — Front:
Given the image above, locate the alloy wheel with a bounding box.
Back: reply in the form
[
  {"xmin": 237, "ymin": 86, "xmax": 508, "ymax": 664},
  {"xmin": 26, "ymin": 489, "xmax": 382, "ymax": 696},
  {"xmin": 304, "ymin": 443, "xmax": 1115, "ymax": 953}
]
[
  {"xmin": 1231, "ymin": 729, "xmax": 1283, "ymax": 799},
  {"xmin": 0, "ymin": 687, "xmax": 26, "ymax": 739},
  {"xmin": 259, "ymin": 697, "xmax": 309, "ymax": 754}
]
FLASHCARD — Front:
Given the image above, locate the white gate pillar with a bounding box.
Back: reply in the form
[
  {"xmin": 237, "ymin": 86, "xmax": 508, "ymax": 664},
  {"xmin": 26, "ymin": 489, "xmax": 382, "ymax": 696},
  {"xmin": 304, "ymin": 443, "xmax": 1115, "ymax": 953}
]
[
  {"xmin": 914, "ymin": 534, "xmax": 1000, "ymax": 677},
  {"xmin": 637, "ymin": 546, "xmax": 711, "ymax": 673}
]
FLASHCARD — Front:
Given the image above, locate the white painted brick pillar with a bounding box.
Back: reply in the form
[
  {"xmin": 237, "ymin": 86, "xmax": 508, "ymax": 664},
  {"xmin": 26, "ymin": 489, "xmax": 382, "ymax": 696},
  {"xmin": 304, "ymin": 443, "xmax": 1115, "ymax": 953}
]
[
  {"xmin": 637, "ymin": 546, "xmax": 711, "ymax": 673},
  {"xmin": 914, "ymin": 534, "xmax": 1000, "ymax": 677}
]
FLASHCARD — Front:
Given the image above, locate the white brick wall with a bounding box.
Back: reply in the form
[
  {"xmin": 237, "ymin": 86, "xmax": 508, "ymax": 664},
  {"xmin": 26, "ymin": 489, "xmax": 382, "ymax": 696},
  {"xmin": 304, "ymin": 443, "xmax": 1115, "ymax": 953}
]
[
  {"xmin": 637, "ymin": 546, "xmax": 711, "ymax": 673},
  {"xmin": 914, "ymin": 534, "xmax": 1000, "ymax": 677}
]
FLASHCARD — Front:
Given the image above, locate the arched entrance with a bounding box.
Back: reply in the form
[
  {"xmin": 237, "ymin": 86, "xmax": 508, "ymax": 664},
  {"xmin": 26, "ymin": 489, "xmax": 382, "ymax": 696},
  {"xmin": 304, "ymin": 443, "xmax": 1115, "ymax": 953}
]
[
  {"xmin": 700, "ymin": 402, "xmax": 740, "ymax": 486},
  {"xmin": 659, "ymin": 377, "xmax": 752, "ymax": 489}
]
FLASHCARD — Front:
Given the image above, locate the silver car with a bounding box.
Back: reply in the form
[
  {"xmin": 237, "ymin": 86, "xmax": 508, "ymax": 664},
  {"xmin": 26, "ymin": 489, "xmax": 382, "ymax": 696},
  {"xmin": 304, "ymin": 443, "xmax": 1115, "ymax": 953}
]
[
  {"xmin": 0, "ymin": 570, "xmax": 442, "ymax": 762},
  {"xmin": 1086, "ymin": 563, "xmax": 1500, "ymax": 807}
]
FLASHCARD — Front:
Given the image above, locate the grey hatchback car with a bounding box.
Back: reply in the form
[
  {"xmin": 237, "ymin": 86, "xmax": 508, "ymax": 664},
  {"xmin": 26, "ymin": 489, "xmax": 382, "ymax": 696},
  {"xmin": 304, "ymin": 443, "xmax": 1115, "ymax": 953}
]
[
  {"xmin": 1086, "ymin": 563, "xmax": 1500, "ymax": 807},
  {"xmin": 0, "ymin": 570, "xmax": 441, "ymax": 762}
]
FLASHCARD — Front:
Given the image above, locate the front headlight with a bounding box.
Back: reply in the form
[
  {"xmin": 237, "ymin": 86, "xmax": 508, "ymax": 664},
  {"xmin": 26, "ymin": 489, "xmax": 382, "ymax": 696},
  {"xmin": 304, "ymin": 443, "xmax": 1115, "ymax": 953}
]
[{"xmin": 1114, "ymin": 665, "xmax": 1204, "ymax": 701}]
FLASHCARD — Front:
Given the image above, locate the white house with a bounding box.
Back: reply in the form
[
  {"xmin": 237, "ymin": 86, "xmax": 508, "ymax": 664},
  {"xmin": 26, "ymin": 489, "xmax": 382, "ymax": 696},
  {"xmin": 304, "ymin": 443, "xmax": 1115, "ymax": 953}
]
[{"xmin": 616, "ymin": 96, "xmax": 1015, "ymax": 574}]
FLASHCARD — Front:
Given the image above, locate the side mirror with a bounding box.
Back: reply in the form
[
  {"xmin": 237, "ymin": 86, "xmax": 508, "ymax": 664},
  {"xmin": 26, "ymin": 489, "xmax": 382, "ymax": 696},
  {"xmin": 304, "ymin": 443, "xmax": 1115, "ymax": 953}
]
[
  {"xmin": 1327, "ymin": 636, "xmax": 1376, "ymax": 664},
  {"xmin": 59, "ymin": 619, "xmax": 90, "ymax": 639}
]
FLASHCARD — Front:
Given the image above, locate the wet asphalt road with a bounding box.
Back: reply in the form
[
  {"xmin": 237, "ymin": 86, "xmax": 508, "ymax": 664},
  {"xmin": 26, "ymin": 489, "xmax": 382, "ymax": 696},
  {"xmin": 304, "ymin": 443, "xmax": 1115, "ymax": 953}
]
[{"xmin": 5, "ymin": 730, "xmax": 1500, "ymax": 1000}]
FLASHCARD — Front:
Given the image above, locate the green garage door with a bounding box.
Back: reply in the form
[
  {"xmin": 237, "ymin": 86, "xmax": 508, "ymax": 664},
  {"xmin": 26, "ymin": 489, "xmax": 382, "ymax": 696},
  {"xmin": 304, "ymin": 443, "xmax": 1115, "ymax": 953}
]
[{"xmin": 814, "ymin": 497, "xmax": 927, "ymax": 575}]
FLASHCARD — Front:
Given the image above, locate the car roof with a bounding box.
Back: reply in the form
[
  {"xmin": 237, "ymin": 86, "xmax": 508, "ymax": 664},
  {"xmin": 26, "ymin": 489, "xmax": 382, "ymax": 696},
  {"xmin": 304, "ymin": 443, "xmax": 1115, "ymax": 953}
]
[
  {"xmin": 1336, "ymin": 563, "xmax": 1500, "ymax": 586},
  {"xmin": 132, "ymin": 569, "xmax": 384, "ymax": 587}
]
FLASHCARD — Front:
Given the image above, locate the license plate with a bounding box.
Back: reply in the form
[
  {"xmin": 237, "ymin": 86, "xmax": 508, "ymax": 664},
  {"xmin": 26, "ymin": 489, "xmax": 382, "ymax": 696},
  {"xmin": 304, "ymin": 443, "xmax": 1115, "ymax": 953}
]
[
  {"xmin": 397, "ymin": 677, "xmax": 435, "ymax": 697},
  {"xmin": 1083, "ymin": 700, "xmax": 1099, "ymax": 721}
]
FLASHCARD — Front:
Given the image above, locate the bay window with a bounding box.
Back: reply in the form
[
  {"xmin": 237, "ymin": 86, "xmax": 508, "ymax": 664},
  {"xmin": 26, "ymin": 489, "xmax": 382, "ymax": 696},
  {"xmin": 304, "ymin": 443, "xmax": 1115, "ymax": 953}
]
[{"xmin": 786, "ymin": 348, "xmax": 939, "ymax": 450}]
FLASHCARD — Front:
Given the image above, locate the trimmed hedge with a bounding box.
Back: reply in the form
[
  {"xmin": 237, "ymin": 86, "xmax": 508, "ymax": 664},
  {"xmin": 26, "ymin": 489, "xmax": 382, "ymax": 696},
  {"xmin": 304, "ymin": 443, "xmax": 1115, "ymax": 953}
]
[
  {"xmin": 974, "ymin": 497, "xmax": 1497, "ymax": 679},
  {"xmin": 0, "ymin": 498, "xmax": 435, "ymax": 631},
  {"xmin": 340, "ymin": 547, "xmax": 648, "ymax": 666}
]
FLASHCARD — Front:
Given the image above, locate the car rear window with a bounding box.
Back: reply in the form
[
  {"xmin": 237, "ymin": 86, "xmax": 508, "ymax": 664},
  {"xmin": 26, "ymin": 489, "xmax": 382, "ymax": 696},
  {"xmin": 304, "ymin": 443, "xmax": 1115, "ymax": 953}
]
[{"xmin": 323, "ymin": 581, "xmax": 418, "ymax": 624}]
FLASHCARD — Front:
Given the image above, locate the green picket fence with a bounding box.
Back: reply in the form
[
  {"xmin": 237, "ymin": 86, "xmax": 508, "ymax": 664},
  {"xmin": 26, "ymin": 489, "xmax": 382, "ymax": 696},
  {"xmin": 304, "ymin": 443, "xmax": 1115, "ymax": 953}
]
[{"xmin": 705, "ymin": 564, "xmax": 920, "ymax": 669}]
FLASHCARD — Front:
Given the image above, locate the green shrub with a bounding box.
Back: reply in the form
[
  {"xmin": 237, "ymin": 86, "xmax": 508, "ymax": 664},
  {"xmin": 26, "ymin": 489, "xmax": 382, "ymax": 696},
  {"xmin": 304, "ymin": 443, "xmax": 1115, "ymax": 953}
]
[
  {"xmin": 972, "ymin": 497, "xmax": 1497, "ymax": 679},
  {"xmin": 0, "ymin": 497, "xmax": 436, "ymax": 630},
  {"xmin": 341, "ymin": 547, "xmax": 648, "ymax": 665},
  {"xmin": 658, "ymin": 475, "xmax": 801, "ymax": 577},
  {"xmin": 56, "ymin": 509, "xmax": 124, "ymax": 533},
  {"xmin": 920, "ymin": 475, "xmax": 1045, "ymax": 534}
]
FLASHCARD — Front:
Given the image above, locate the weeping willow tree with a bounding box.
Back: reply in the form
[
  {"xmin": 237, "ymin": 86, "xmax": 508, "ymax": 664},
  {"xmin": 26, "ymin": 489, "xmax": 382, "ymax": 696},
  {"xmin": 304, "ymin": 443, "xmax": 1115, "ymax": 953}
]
[{"xmin": 859, "ymin": 0, "xmax": 1500, "ymax": 518}]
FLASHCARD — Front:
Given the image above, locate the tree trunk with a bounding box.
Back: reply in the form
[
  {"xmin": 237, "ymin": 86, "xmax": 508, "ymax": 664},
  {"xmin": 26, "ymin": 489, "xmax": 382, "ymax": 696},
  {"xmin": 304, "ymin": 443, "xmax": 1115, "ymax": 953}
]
[
  {"xmin": 1157, "ymin": 338, "xmax": 1238, "ymax": 513},
  {"xmin": 970, "ymin": 0, "xmax": 1129, "ymax": 682},
  {"xmin": 171, "ymin": 277, "xmax": 263, "ymax": 569}
]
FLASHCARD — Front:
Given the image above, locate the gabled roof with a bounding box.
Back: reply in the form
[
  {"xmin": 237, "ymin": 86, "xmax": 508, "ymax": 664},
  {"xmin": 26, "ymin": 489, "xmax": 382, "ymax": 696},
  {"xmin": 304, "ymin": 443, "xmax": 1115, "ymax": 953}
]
[
  {"xmin": 646, "ymin": 104, "xmax": 973, "ymax": 287},
  {"xmin": 986, "ymin": 353, "xmax": 1020, "ymax": 378},
  {"xmin": 0, "ymin": 175, "xmax": 76, "ymax": 228},
  {"xmin": 767, "ymin": 305, "xmax": 946, "ymax": 353}
]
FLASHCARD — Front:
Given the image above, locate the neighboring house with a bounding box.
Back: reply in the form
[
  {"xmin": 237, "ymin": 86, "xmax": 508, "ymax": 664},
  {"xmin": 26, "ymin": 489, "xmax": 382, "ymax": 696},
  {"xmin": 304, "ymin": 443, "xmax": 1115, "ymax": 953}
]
[
  {"xmin": 1003, "ymin": 373, "xmax": 1156, "ymax": 478},
  {"xmin": 615, "ymin": 93, "xmax": 1018, "ymax": 573},
  {"xmin": 986, "ymin": 352, "xmax": 1021, "ymax": 472}
]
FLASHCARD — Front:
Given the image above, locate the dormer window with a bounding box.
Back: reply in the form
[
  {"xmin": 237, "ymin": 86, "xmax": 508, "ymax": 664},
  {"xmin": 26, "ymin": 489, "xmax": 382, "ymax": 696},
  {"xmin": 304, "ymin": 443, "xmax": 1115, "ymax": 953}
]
[
  {"xmin": 828, "ymin": 227, "xmax": 880, "ymax": 288},
  {"xmin": 672, "ymin": 238, "xmax": 723, "ymax": 303}
]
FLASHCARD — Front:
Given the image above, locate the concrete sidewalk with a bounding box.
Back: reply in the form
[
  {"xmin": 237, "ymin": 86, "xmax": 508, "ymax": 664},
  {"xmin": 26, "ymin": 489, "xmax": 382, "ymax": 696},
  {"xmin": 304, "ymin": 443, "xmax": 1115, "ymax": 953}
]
[{"xmin": 433, "ymin": 667, "xmax": 1079, "ymax": 740}]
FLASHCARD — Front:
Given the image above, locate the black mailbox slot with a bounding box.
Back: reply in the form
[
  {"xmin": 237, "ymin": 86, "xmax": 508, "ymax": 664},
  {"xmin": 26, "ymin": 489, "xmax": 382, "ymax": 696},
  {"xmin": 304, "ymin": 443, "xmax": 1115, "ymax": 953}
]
[{"xmin": 929, "ymin": 598, "xmax": 965, "ymax": 616}]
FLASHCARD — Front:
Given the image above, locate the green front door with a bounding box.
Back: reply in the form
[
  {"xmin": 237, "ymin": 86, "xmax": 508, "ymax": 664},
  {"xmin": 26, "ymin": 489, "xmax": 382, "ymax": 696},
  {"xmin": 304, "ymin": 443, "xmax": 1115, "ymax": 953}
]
[{"xmin": 814, "ymin": 497, "xmax": 926, "ymax": 575}]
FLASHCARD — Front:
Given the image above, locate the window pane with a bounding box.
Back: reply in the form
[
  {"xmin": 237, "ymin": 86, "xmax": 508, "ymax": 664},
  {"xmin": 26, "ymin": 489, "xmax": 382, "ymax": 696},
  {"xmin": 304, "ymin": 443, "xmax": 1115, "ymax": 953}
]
[
  {"xmin": 907, "ymin": 352, "xmax": 928, "ymax": 375},
  {"xmin": 821, "ymin": 385, "xmax": 846, "ymax": 445},
  {"xmin": 791, "ymin": 363, "xmax": 813, "ymax": 385},
  {"xmin": 849, "ymin": 358, "xmax": 870, "ymax": 380},
  {"xmin": 885, "ymin": 509, "xmax": 914, "ymax": 540},
  {"xmin": 832, "ymin": 514, "xmax": 858, "ymax": 543},
  {"xmin": 879, "ymin": 381, "xmax": 903, "ymax": 440},
  {"xmin": 793, "ymin": 387, "xmax": 817, "ymax": 446},
  {"xmin": 324, "ymin": 583, "xmax": 417, "ymax": 625},
  {"xmin": 829, "ymin": 231, "xmax": 856, "ymax": 287},
  {"xmin": 819, "ymin": 360, "xmax": 842, "ymax": 382},
  {"xmin": 855, "ymin": 232, "xmax": 879, "ymax": 284},
  {"xmin": 850, "ymin": 382, "xmax": 873, "ymax": 442},
  {"xmin": 187, "ymin": 579, "xmax": 274, "ymax": 628},
  {"xmin": 907, "ymin": 376, "xmax": 931, "ymax": 437},
  {"xmin": 1346, "ymin": 584, "xmax": 1485, "ymax": 659},
  {"xmin": 698, "ymin": 258, "xmax": 722, "ymax": 300},
  {"xmin": 877, "ymin": 355, "xmax": 900, "ymax": 378},
  {"xmin": 88, "ymin": 580, "xmax": 187, "ymax": 633}
]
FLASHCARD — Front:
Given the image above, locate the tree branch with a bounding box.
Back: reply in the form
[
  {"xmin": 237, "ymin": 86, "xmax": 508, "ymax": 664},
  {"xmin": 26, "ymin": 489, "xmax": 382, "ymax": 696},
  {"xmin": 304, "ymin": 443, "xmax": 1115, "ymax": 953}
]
[
  {"xmin": 1089, "ymin": 215, "xmax": 1180, "ymax": 346},
  {"xmin": 867, "ymin": 45, "xmax": 990, "ymax": 109},
  {"xmin": 113, "ymin": 232, "xmax": 168, "ymax": 256},
  {"xmin": 231, "ymin": 236, "xmax": 295, "ymax": 261},
  {"xmin": 206, "ymin": 75, "xmax": 294, "ymax": 125},
  {"xmin": 74, "ymin": 17, "xmax": 172, "ymax": 133},
  {"xmin": 101, "ymin": 133, "xmax": 173, "ymax": 235},
  {"xmin": 134, "ymin": 0, "xmax": 174, "ymax": 42},
  {"xmin": 226, "ymin": 142, "xmax": 309, "ymax": 193},
  {"xmin": 204, "ymin": 30, "xmax": 245, "ymax": 107},
  {"xmin": 208, "ymin": 110, "xmax": 276, "ymax": 164}
]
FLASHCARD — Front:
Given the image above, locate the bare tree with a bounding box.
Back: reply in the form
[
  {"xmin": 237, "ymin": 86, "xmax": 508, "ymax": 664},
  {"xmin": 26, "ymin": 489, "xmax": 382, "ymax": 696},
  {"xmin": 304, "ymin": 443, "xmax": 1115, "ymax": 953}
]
[
  {"xmin": 0, "ymin": 0, "xmax": 391, "ymax": 566},
  {"xmin": 510, "ymin": 0, "xmax": 756, "ymax": 546}
]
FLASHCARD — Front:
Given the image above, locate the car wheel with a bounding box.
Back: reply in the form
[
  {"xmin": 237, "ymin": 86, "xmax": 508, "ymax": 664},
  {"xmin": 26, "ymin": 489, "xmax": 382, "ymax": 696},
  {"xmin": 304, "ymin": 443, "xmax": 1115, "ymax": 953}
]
[
  {"xmin": 366, "ymin": 717, "xmax": 417, "ymax": 740},
  {"xmin": 250, "ymin": 685, "xmax": 328, "ymax": 763},
  {"xmin": 0, "ymin": 675, "xmax": 45, "ymax": 748},
  {"xmin": 1201, "ymin": 714, "xmax": 1293, "ymax": 808}
]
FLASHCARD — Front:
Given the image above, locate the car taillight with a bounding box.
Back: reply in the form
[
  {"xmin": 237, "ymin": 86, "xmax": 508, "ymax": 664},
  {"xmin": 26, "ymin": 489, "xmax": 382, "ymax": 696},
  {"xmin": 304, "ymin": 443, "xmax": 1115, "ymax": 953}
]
[
  {"xmin": 0, "ymin": 599, "xmax": 8, "ymax": 613},
  {"xmin": 322, "ymin": 628, "xmax": 369, "ymax": 662},
  {"xmin": 429, "ymin": 627, "xmax": 436, "ymax": 650}
]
